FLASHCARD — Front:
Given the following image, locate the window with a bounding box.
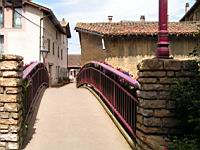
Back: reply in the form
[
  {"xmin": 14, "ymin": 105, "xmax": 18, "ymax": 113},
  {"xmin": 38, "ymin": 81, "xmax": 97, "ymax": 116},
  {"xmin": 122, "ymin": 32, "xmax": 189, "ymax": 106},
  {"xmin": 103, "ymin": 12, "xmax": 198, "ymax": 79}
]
[
  {"xmin": 0, "ymin": 7, "xmax": 3, "ymax": 28},
  {"xmin": 58, "ymin": 46, "xmax": 59, "ymax": 58},
  {"xmin": 13, "ymin": 8, "xmax": 22, "ymax": 28},
  {"xmin": 61, "ymin": 49, "xmax": 63, "ymax": 60},
  {"xmin": 53, "ymin": 42, "xmax": 55, "ymax": 55},
  {"xmin": 47, "ymin": 39, "xmax": 50, "ymax": 52},
  {"xmin": 0, "ymin": 35, "xmax": 4, "ymax": 53}
]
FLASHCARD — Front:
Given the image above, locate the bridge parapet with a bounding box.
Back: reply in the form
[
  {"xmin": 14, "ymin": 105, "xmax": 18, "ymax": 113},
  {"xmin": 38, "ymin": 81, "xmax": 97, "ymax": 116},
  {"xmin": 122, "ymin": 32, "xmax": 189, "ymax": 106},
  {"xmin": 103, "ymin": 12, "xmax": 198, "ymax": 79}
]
[
  {"xmin": 0, "ymin": 54, "xmax": 23, "ymax": 150},
  {"xmin": 77, "ymin": 61, "xmax": 140, "ymax": 141}
]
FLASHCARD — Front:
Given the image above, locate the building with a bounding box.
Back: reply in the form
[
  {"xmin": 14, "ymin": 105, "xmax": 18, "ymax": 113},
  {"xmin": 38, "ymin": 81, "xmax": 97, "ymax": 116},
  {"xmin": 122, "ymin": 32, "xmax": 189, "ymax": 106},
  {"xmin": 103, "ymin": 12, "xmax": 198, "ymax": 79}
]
[
  {"xmin": 180, "ymin": 0, "xmax": 200, "ymax": 21},
  {"xmin": 0, "ymin": 0, "xmax": 71, "ymax": 85},
  {"xmin": 68, "ymin": 54, "xmax": 81, "ymax": 82},
  {"xmin": 75, "ymin": 21, "xmax": 200, "ymax": 76}
]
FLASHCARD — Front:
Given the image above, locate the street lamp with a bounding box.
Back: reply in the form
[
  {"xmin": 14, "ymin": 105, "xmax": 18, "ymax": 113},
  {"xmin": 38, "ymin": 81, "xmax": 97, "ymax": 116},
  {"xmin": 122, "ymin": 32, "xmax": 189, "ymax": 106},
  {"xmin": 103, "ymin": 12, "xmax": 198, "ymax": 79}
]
[
  {"xmin": 40, "ymin": 48, "xmax": 49, "ymax": 64},
  {"xmin": 156, "ymin": 0, "xmax": 170, "ymax": 58}
]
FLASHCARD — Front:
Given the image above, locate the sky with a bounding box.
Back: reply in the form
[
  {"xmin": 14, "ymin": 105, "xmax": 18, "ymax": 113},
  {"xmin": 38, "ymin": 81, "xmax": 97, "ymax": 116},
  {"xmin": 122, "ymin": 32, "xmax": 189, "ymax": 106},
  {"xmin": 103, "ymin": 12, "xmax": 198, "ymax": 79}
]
[{"xmin": 34, "ymin": 0, "xmax": 195, "ymax": 54}]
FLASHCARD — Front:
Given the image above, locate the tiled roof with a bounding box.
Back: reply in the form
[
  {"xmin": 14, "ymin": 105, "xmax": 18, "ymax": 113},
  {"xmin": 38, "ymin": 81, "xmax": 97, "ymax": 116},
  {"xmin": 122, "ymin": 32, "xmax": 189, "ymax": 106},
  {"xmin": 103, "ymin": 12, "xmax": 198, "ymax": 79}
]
[
  {"xmin": 75, "ymin": 22, "xmax": 200, "ymax": 37},
  {"xmin": 68, "ymin": 55, "xmax": 81, "ymax": 68}
]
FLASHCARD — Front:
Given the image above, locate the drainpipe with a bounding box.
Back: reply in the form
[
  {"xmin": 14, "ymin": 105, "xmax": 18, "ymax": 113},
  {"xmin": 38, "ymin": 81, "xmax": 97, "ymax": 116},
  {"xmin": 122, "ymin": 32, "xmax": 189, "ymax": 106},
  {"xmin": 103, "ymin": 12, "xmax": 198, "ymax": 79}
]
[{"xmin": 39, "ymin": 14, "xmax": 52, "ymax": 62}]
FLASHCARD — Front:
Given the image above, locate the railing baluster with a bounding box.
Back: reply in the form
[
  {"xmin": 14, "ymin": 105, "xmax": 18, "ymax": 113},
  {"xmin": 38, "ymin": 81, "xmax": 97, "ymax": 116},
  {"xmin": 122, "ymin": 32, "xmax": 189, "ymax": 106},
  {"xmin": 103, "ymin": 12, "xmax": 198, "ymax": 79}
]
[
  {"xmin": 76, "ymin": 61, "xmax": 139, "ymax": 139},
  {"xmin": 23, "ymin": 62, "xmax": 49, "ymax": 126}
]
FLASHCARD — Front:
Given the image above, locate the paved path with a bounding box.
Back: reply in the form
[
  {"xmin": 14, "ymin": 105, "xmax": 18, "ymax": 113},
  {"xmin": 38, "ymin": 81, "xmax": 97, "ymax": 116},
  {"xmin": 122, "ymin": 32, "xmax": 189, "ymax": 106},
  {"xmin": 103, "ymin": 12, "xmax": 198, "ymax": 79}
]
[{"xmin": 23, "ymin": 83, "xmax": 132, "ymax": 150}]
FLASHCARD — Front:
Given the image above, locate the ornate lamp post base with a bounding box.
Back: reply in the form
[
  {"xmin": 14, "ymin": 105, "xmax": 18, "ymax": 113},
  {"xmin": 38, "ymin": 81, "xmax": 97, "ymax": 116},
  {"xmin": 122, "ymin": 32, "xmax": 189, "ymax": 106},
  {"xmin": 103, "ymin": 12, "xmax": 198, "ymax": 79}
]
[{"xmin": 156, "ymin": 0, "xmax": 170, "ymax": 58}]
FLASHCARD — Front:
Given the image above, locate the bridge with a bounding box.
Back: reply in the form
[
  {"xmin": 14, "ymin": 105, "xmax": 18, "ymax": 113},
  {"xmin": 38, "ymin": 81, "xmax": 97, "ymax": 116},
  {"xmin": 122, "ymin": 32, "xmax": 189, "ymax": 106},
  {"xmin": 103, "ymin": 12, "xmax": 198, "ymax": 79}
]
[{"xmin": 21, "ymin": 61, "xmax": 139, "ymax": 150}]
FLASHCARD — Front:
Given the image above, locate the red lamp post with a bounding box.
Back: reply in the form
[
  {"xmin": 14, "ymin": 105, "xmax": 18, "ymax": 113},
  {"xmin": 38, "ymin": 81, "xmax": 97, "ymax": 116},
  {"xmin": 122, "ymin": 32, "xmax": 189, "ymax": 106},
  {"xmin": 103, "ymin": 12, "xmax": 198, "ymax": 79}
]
[{"xmin": 156, "ymin": 0, "xmax": 170, "ymax": 58}]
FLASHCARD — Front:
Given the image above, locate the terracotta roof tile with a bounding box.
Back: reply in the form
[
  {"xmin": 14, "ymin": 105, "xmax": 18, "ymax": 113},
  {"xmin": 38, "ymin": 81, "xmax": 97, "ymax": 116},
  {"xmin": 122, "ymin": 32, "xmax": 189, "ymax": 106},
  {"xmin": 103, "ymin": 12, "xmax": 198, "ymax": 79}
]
[{"xmin": 75, "ymin": 21, "xmax": 200, "ymax": 37}]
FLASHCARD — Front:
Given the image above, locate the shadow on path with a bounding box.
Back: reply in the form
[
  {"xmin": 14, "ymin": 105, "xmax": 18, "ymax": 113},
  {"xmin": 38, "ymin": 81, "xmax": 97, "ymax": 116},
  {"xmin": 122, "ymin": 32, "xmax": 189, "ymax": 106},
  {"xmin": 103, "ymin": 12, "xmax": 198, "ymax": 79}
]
[{"xmin": 22, "ymin": 87, "xmax": 47, "ymax": 149}]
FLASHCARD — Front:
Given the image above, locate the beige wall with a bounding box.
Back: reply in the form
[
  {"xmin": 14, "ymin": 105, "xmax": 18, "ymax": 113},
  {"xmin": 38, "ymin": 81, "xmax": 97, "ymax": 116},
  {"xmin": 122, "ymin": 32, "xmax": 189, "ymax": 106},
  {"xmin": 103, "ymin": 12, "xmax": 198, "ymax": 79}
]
[
  {"xmin": 79, "ymin": 32, "xmax": 199, "ymax": 77},
  {"xmin": 43, "ymin": 17, "xmax": 68, "ymax": 84}
]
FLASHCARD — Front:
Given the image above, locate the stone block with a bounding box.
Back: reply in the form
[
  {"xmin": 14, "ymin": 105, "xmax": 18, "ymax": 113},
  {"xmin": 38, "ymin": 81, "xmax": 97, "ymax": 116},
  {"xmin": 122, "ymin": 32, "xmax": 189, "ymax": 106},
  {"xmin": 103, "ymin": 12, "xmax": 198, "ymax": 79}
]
[
  {"xmin": 0, "ymin": 112, "xmax": 10, "ymax": 119},
  {"xmin": 10, "ymin": 112, "xmax": 22, "ymax": 119},
  {"xmin": 138, "ymin": 108, "xmax": 154, "ymax": 117},
  {"xmin": 0, "ymin": 87, "xmax": 4, "ymax": 94},
  {"xmin": 138, "ymin": 91, "xmax": 158, "ymax": 99},
  {"xmin": 145, "ymin": 135, "xmax": 167, "ymax": 150},
  {"xmin": 0, "ymin": 119, "xmax": 18, "ymax": 125},
  {"xmin": 2, "ymin": 71, "xmax": 23, "ymax": 78},
  {"xmin": 6, "ymin": 87, "xmax": 22, "ymax": 94},
  {"xmin": 0, "ymin": 130, "xmax": 8, "ymax": 133},
  {"xmin": 167, "ymin": 71, "xmax": 175, "ymax": 77},
  {"xmin": 138, "ymin": 78, "xmax": 158, "ymax": 84},
  {"xmin": 137, "ymin": 115, "xmax": 143, "ymax": 124},
  {"xmin": 0, "ymin": 78, "xmax": 22, "ymax": 86},
  {"xmin": 0, "ymin": 61, "xmax": 23, "ymax": 71},
  {"xmin": 0, "ymin": 142, "xmax": 6, "ymax": 147},
  {"xmin": 141, "ymin": 84, "xmax": 170, "ymax": 91},
  {"xmin": 138, "ymin": 71, "xmax": 166, "ymax": 77},
  {"xmin": 7, "ymin": 142, "xmax": 19, "ymax": 150},
  {"xmin": 159, "ymin": 91, "xmax": 170, "ymax": 99},
  {"xmin": 9, "ymin": 126, "xmax": 20, "ymax": 133},
  {"xmin": 154, "ymin": 109, "xmax": 175, "ymax": 117},
  {"xmin": 0, "ymin": 107, "xmax": 5, "ymax": 111},
  {"xmin": 164, "ymin": 60, "xmax": 182, "ymax": 71},
  {"xmin": 143, "ymin": 117, "xmax": 162, "ymax": 127},
  {"xmin": 0, "ymin": 103, "xmax": 3, "ymax": 107},
  {"xmin": 0, "ymin": 147, "xmax": 6, "ymax": 150},
  {"xmin": 0, "ymin": 125, "xmax": 9, "ymax": 130},
  {"xmin": 0, "ymin": 94, "xmax": 20, "ymax": 103},
  {"xmin": 138, "ymin": 59, "xmax": 164, "ymax": 71},
  {"xmin": 0, "ymin": 133, "xmax": 18, "ymax": 142},
  {"xmin": 138, "ymin": 125, "xmax": 168, "ymax": 134},
  {"xmin": 139, "ymin": 99, "xmax": 166, "ymax": 109},
  {"xmin": 175, "ymin": 71, "xmax": 193, "ymax": 77},
  {"xmin": 1, "ymin": 54, "xmax": 23, "ymax": 61},
  {"xmin": 4, "ymin": 103, "xmax": 19, "ymax": 112},
  {"xmin": 159, "ymin": 77, "xmax": 175, "ymax": 84}
]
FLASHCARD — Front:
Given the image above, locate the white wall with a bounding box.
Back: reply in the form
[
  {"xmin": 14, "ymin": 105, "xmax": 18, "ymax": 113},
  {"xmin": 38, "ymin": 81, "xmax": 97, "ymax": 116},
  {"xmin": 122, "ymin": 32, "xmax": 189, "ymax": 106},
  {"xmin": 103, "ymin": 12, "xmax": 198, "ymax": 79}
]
[{"xmin": 1, "ymin": 4, "xmax": 42, "ymax": 63}]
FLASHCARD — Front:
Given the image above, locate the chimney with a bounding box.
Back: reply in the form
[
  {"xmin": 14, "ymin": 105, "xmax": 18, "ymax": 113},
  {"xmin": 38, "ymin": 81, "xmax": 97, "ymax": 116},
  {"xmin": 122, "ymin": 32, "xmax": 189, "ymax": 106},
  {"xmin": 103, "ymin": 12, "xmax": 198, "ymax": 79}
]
[
  {"xmin": 108, "ymin": 16, "xmax": 113, "ymax": 22},
  {"xmin": 60, "ymin": 18, "xmax": 67, "ymax": 26},
  {"xmin": 185, "ymin": 2, "xmax": 189, "ymax": 13},
  {"xmin": 140, "ymin": 15, "xmax": 145, "ymax": 22}
]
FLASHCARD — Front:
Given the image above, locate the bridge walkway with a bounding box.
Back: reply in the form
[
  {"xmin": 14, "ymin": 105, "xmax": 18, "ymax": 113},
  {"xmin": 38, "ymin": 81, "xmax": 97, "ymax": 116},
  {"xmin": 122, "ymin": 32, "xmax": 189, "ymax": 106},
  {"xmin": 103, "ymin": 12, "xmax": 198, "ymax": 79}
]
[{"xmin": 23, "ymin": 83, "xmax": 132, "ymax": 150}]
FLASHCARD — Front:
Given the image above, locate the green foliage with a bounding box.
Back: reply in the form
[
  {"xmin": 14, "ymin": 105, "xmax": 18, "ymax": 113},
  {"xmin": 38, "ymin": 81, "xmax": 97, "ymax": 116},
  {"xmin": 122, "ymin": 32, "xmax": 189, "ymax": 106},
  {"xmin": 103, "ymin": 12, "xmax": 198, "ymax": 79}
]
[
  {"xmin": 189, "ymin": 46, "xmax": 200, "ymax": 57},
  {"xmin": 168, "ymin": 136, "xmax": 199, "ymax": 150},
  {"xmin": 169, "ymin": 59, "xmax": 200, "ymax": 149}
]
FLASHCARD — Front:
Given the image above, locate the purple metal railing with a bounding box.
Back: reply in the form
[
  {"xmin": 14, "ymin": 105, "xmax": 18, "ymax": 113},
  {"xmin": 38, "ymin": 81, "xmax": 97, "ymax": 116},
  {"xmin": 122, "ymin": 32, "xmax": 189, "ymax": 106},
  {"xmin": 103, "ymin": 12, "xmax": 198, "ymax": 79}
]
[
  {"xmin": 23, "ymin": 62, "xmax": 49, "ymax": 123},
  {"xmin": 77, "ymin": 61, "xmax": 140, "ymax": 139}
]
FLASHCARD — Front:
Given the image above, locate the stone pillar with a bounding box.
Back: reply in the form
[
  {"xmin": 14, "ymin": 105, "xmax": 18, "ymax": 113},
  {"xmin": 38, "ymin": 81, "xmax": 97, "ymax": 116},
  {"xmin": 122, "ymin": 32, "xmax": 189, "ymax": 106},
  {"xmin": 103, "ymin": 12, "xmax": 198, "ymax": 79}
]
[
  {"xmin": 0, "ymin": 55, "xmax": 23, "ymax": 150},
  {"xmin": 136, "ymin": 58, "xmax": 196, "ymax": 150}
]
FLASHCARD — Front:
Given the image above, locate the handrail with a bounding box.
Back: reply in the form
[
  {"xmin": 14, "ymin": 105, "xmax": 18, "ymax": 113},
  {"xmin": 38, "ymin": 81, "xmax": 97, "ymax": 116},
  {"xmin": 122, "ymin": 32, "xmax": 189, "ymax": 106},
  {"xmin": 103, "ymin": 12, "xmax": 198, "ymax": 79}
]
[
  {"xmin": 77, "ymin": 61, "xmax": 139, "ymax": 139},
  {"xmin": 23, "ymin": 62, "xmax": 49, "ymax": 124}
]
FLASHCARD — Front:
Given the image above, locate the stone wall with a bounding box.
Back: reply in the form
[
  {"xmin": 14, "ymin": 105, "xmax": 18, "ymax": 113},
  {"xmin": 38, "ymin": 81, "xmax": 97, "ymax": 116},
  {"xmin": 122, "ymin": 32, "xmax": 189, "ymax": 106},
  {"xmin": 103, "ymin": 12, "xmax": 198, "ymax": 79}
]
[
  {"xmin": 0, "ymin": 55, "xmax": 23, "ymax": 150},
  {"xmin": 136, "ymin": 58, "xmax": 195, "ymax": 150}
]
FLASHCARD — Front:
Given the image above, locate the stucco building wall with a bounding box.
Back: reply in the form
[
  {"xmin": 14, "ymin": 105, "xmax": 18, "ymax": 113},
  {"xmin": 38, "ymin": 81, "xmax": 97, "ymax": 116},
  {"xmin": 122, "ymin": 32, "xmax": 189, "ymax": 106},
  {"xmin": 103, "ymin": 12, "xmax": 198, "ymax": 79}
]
[{"xmin": 79, "ymin": 32, "xmax": 198, "ymax": 76}]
